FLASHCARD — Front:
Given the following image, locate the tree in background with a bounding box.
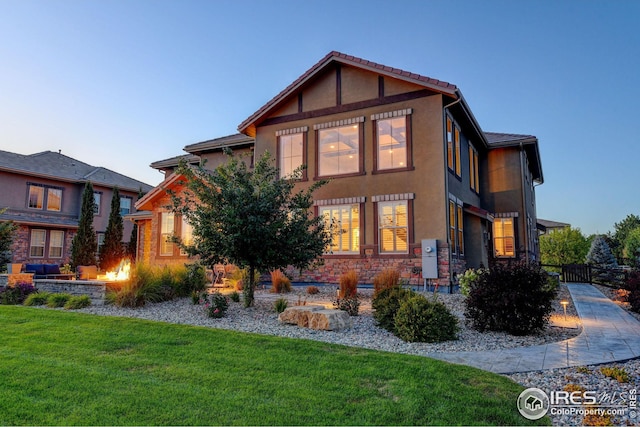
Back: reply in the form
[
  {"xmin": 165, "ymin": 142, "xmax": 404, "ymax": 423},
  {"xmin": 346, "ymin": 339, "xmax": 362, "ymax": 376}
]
[
  {"xmin": 623, "ymin": 227, "xmax": 640, "ymax": 263},
  {"xmin": 170, "ymin": 150, "xmax": 332, "ymax": 307},
  {"xmin": 0, "ymin": 209, "xmax": 17, "ymax": 270},
  {"xmin": 126, "ymin": 188, "xmax": 146, "ymax": 262},
  {"xmin": 585, "ymin": 235, "xmax": 618, "ymax": 269},
  {"xmin": 71, "ymin": 182, "xmax": 97, "ymax": 268},
  {"xmin": 99, "ymin": 187, "xmax": 124, "ymax": 272},
  {"xmin": 611, "ymin": 214, "xmax": 640, "ymax": 259},
  {"xmin": 540, "ymin": 227, "xmax": 591, "ymax": 266}
]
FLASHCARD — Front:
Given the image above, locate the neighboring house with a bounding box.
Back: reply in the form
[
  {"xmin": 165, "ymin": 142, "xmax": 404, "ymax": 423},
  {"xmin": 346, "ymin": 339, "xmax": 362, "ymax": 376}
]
[
  {"xmin": 0, "ymin": 150, "xmax": 154, "ymax": 266},
  {"xmin": 537, "ymin": 219, "xmax": 571, "ymax": 235},
  {"xmin": 135, "ymin": 51, "xmax": 544, "ymax": 288}
]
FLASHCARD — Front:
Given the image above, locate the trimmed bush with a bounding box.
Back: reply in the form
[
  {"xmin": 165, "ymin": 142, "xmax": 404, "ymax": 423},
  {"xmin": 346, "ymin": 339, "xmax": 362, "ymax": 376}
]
[
  {"xmin": 464, "ymin": 262, "xmax": 557, "ymax": 335},
  {"xmin": 373, "ymin": 269, "xmax": 400, "ymax": 297},
  {"xmin": 339, "ymin": 270, "xmax": 358, "ymax": 298},
  {"xmin": 23, "ymin": 291, "xmax": 52, "ymax": 306},
  {"xmin": 0, "ymin": 283, "xmax": 36, "ymax": 305},
  {"xmin": 47, "ymin": 293, "xmax": 72, "ymax": 308},
  {"xmin": 64, "ymin": 295, "xmax": 92, "ymax": 310},
  {"xmin": 371, "ymin": 286, "xmax": 412, "ymax": 333},
  {"xmin": 394, "ymin": 294, "xmax": 459, "ymax": 343}
]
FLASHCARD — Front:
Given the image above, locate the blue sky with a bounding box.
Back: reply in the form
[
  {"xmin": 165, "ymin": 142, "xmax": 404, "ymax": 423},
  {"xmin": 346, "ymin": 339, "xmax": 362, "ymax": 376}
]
[{"xmin": 1, "ymin": 0, "xmax": 638, "ymax": 236}]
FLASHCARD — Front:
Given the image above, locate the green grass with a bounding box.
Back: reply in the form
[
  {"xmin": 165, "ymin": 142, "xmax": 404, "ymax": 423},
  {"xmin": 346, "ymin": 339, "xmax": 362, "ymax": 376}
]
[{"xmin": 0, "ymin": 306, "xmax": 548, "ymax": 426}]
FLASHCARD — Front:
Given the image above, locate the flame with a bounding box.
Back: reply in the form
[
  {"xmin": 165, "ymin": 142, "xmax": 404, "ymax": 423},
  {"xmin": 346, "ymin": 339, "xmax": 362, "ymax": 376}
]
[{"xmin": 102, "ymin": 259, "xmax": 131, "ymax": 281}]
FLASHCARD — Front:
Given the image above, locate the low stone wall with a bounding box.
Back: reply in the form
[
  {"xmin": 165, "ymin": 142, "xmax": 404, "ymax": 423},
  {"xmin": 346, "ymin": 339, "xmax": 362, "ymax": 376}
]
[{"xmin": 34, "ymin": 279, "xmax": 107, "ymax": 306}]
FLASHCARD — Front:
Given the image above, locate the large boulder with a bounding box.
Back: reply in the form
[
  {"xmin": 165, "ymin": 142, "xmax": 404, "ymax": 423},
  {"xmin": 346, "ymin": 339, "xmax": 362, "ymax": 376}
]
[{"xmin": 278, "ymin": 305, "xmax": 352, "ymax": 331}]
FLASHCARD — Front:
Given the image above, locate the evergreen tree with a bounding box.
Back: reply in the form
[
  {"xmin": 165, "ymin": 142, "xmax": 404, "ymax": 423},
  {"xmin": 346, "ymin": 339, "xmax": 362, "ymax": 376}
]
[
  {"xmin": 126, "ymin": 223, "xmax": 138, "ymax": 260},
  {"xmin": 0, "ymin": 209, "xmax": 17, "ymax": 268},
  {"xmin": 71, "ymin": 182, "xmax": 97, "ymax": 268},
  {"xmin": 99, "ymin": 187, "xmax": 124, "ymax": 271},
  {"xmin": 585, "ymin": 235, "xmax": 618, "ymax": 268}
]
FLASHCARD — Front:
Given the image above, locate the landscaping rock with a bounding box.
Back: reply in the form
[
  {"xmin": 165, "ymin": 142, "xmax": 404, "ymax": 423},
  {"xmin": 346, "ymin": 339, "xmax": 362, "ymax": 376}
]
[{"xmin": 278, "ymin": 305, "xmax": 352, "ymax": 330}]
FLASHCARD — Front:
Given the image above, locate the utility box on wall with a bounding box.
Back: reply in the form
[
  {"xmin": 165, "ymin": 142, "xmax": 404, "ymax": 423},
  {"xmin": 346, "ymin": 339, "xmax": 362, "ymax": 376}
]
[{"xmin": 421, "ymin": 239, "xmax": 438, "ymax": 279}]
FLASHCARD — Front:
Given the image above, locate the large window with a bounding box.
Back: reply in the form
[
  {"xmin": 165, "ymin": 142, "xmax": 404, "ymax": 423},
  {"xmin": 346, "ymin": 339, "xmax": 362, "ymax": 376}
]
[
  {"xmin": 494, "ymin": 217, "xmax": 515, "ymax": 257},
  {"xmin": 378, "ymin": 201, "xmax": 408, "ymax": 253},
  {"xmin": 318, "ymin": 124, "xmax": 360, "ymax": 176},
  {"xmin": 279, "ymin": 133, "xmax": 304, "ymax": 178},
  {"xmin": 120, "ymin": 197, "xmax": 132, "ymax": 216},
  {"xmin": 49, "ymin": 230, "xmax": 64, "ymax": 258},
  {"xmin": 28, "ymin": 184, "xmax": 62, "ymax": 211},
  {"xmin": 29, "ymin": 229, "xmax": 46, "ymax": 257},
  {"xmin": 449, "ymin": 200, "xmax": 464, "ymax": 256},
  {"xmin": 160, "ymin": 212, "xmax": 175, "ymax": 256},
  {"xmin": 320, "ymin": 205, "xmax": 360, "ymax": 254},
  {"xmin": 376, "ymin": 117, "xmax": 407, "ymax": 171}
]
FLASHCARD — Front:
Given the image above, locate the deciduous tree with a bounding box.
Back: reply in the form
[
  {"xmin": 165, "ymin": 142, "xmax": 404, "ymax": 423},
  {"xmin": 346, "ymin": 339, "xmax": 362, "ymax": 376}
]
[
  {"xmin": 540, "ymin": 226, "xmax": 590, "ymax": 266},
  {"xmin": 170, "ymin": 150, "xmax": 332, "ymax": 307}
]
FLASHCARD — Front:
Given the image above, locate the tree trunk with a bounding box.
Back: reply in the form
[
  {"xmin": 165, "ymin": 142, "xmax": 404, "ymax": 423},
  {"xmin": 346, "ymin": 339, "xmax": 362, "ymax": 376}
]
[{"xmin": 243, "ymin": 265, "xmax": 256, "ymax": 307}]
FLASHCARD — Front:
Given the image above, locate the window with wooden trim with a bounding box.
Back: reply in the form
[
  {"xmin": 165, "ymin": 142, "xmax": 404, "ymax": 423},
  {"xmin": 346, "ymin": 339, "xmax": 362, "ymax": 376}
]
[
  {"xmin": 318, "ymin": 124, "xmax": 360, "ymax": 177},
  {"xmin": 180, "ymin": 216, "xmax": 193, "ymax": 256},
  {"xmin": 454, "ymin": 126, "xmax": 461, "ymax": 177},
  {"xmin": 469, "ymin": 143, "xmax": 480, "ymax": 193},
  {"xmin": 120, "ymin": 197, "xmax": 132, "ymax": 216},
  {"xmin": 446, "ymin": 117, "xmax": 454, "ymax": 170},
  {"xmin": 320, "ymin": 204, "xmax": 359, "ymax": 254},
  {"xmin": 29, "ymin": 229, "xmax": 46, "ymax": 257},
  {"xmin": 278, "ymin": 132, "xmax": 304, "ymax": 178},
  {"xmin": 376, "ymin": 116, "xmax": 407, "ymax": 170},
  {"xmin": 160, "ymin": 212, "xmax": 175, "ymax": 256},
  {"xmin": 457, "ymin": 204, "xmax": 464, "ymax": 255},
  {"xmin": 49, "ymin": 230, "xmax": 64, "ymax": 258},
  {"xmin": 494, "ymin": 218, "xmax": 515, "ymax": 257},
  {"xmin": 378, "ymin": 201, "xmax": 408, "ymax": 254},
  {"xmin": 449, "ymin": 200, "xmax": 456, "ymax": 254}
]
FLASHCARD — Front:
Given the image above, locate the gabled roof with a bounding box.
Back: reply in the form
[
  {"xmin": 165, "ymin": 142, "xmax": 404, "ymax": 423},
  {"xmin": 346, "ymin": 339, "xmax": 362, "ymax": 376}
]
[
  {"xmin": 135, "ymin": 171, "xmax": 185, "ymax": 211},
  {"xmin": 0, "ymin": 150, "xmax": 153, "ymax": 192},
  {"xmin": 484, "ymin": 132, "xmax": 544, "ymax": 183},
  {"xmin": 150, "ymin": 153, "xmax": 201, "ymax": 170},
  {"xmin": 238, "ymin": 51, "xmax": 458, "ymax": 136}
]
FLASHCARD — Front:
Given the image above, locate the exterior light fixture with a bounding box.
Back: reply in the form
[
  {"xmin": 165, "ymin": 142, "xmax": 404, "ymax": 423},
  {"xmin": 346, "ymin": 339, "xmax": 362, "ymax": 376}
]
[{"xmin": 560, "ymin": 300, "xmax": 569, "ymax": 320}]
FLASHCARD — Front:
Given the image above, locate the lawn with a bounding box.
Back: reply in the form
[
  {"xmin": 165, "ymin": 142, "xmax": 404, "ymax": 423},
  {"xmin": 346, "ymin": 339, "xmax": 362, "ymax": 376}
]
[{"xmin": 0, "ymin": 305, "xmax": 548, "ymax": 426}]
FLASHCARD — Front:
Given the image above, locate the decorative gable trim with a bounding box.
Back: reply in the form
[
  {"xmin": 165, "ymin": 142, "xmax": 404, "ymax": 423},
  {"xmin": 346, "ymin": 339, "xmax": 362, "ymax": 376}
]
[
  {"xmin": 371, "ymin": 108, "xmax": 413, "ymax": 121},
  {"xmin": 275, "ymin": 126, "xmax": 308, "ymax": 136}
]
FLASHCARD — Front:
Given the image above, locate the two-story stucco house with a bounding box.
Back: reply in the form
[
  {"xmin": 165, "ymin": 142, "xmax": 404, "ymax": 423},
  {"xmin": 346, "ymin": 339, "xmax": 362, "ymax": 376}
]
[
  {"xmin": 134, "ymin": 51, "xmax": 543, "ymax": 288},
  {"xmin": 0, "ymin": 150, "xmax": 154, "ymax": 266}
]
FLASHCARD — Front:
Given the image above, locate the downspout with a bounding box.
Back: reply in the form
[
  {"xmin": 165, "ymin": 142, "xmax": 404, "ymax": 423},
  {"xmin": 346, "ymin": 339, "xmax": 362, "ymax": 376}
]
[
  {"xmin": 443, "ymin": 95, "xmax": 462, "ymax": 289},
  {"xmin": 519, "ymin": 142, "xmax": 530, "ymax": 261}
]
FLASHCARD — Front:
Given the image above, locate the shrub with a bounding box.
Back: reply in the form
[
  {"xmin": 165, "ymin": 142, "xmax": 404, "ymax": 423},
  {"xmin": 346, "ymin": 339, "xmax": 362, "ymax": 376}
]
[
  {"xmin": 339, "ymin": 270, "xmax": 358, "ymax": 298},
  {"xmin": 229, "ymin": 291, "xmax": 240, "ymax": 303},
  {"xmin": 583, "ymin": 407, "xmax": 614, "ymax": 426},
  {"xmin": 394, "ymin": 294, "xmax": 459, "ymax": 343},
  {"xmin": 373, "ymin": 269, "xmax": 400, "ymax": 297},
  {"xmin": 270, "ymin": 269, "xmax": 292, "ymax": 294},
  {"xmin": 64, "ymin": 295, "xmax": 92, "ymax": 310},
  {"xmin": 23, "ymin": 291, "xmax": 52, "ymax": 306},
  {"xmin": 372, "ymin": 286, "xmax": 412, "ymax": 333},
  {"xmin": 179, "ymin": 263, "xmax": 207, "ymax": 296},
  {"xmin": 274, "ymin": 297, "xmax": 288, "ymax": 313},
  {"xmin": 46, "ymin": 293, "xmax": 72, "ymax": 308},
  {"xmin": 464, "ymin": 262, "xmax": 557, "ymax": 336},
  {"xmin": 205, "ymin": 292, "xmax": 229, "ymax": 318},
  {"xmin": 458, "ymin": 268, "xmax": 485, "ymax": 297},
  {"xmin": 0, "ymin": 283, "xmax": 36, "ymax": 305},
  {"xmin": 306, "ymin": 285, "xmax": 319, "ymax": 295},
  {"xmin": 600, "ymin": 366, "xmax": 630, "ymax": 383},
  {"xmin": 623, "ymin": 270, "xmax": 640, "ymax": 313},
  {"xmin": 333, "ymin": 296, "xmax": 360, "ymax": 316},
  {"xmin": 110, "ymin": 264, "xmax": 165, "ymax": 307}
]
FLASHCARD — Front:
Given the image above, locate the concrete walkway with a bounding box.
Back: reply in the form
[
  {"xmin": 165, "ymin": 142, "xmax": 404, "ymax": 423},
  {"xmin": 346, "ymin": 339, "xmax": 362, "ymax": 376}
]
[{"xmin": 428, "ymin": 284, "xmax": 640, "ymax": 373}]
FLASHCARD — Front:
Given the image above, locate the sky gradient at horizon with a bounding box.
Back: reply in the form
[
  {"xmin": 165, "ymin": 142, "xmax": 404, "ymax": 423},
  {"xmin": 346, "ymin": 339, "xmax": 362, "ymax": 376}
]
[{"xmin": 1, "ymin": 0, "xmax": 638, "ymax": 236}]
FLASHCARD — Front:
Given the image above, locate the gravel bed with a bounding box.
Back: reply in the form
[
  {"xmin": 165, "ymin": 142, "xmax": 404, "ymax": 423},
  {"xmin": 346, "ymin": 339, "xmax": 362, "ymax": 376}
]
[{"xmin": 70, "ymin": 283, "xmax": 639, "ymax": 426}]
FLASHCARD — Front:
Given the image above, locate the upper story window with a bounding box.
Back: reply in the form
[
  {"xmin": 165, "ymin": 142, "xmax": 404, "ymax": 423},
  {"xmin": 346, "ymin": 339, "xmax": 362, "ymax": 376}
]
[
  {"xmin": 276, "ymin": 127, "xmax": 307, "ymax": 179},
  {"xmin": 93, "ymin": 192, "xmax": 102, "ymax": 215},
  {"xmin": 160, "ymin": 212, "xmax": 175, "ymax": 256},
  {"xmin": 28, "ymin": 184, "xmax": 62, "ymax": 211},
  {"xmin": 120, "ymin": 197, "xmax": 132, "ymax": 216},
  {"xmin": 493, "ymin": 217, "xmax": 516, "ymax": 258},
  {"xmin": 372, "ymin": 109, "xmax": 412, "ymax": 172},
  {"xmin": 315, "ymin": 117, "xmax": 364, "ymax": 178},
  {"xmin": 320, "ymin": 204, "xmax": 360, "ymax": 254},
  {"xmin": 180, "ymin": 216, "xmax": 193, "ymax": 256},
  {"xmin": 446, "ymin": 116, "xmax": 461, "ymax": 177},
  {"xmin": 469, "ymin": 143, "xmax": 480, "ymax": 194}
]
